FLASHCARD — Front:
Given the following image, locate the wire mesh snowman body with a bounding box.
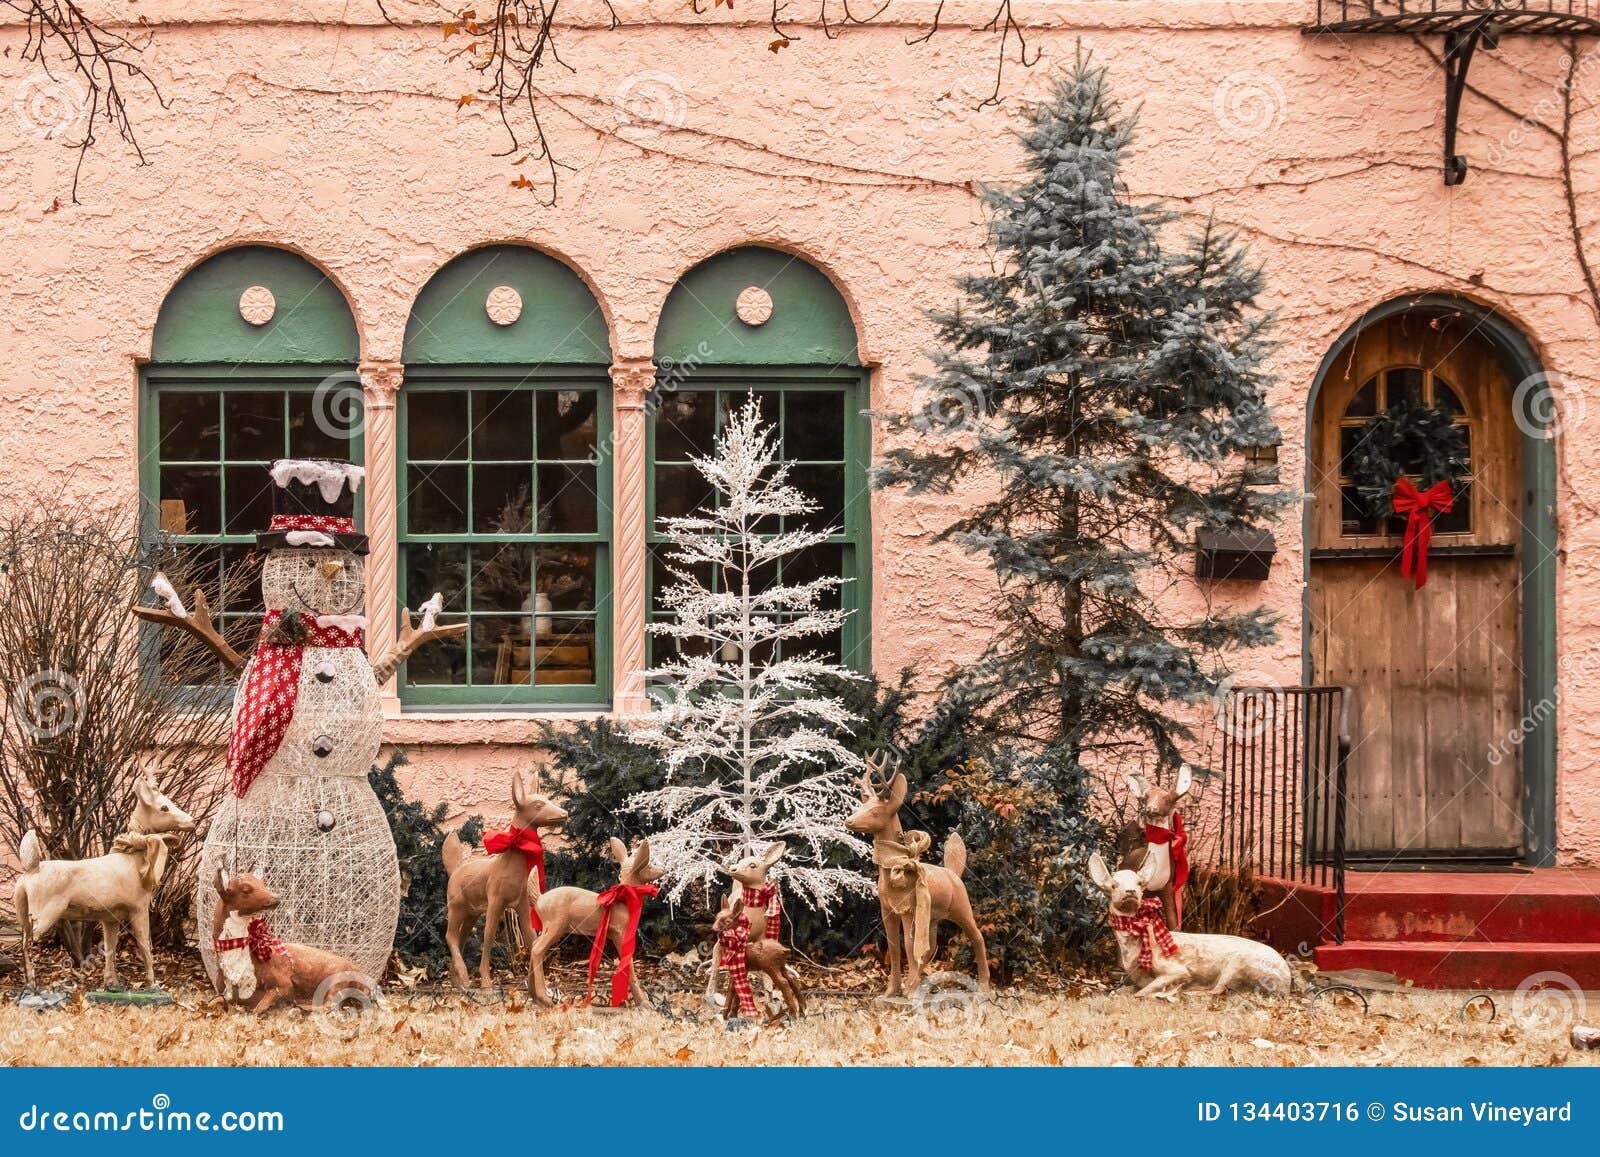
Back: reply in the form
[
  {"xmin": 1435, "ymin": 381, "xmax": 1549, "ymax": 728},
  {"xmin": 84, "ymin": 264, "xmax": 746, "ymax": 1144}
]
[{"xmin": 197, "ymin": 548, "xmax": 400, "ymax": 983}]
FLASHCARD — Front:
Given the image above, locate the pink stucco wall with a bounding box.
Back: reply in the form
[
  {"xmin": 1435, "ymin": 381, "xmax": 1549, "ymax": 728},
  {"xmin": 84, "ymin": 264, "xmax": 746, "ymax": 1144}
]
[{"xmin": 2, "ymin": 3, "xmax": 1598, "ymax": 860}]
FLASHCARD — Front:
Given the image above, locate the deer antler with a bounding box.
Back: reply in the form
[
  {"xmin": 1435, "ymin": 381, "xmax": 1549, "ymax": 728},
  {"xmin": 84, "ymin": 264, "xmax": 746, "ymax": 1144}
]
[
  {"xmin": 864, "ymin": 750, "xmax": 898, "ymax": 797},
  {"xmin": 370, "ymin": 603, "xmax": 469, "ymax": 684},
  {"xmin": 130, "ymin": 585, "xmax": 246, "ymax": 675}
]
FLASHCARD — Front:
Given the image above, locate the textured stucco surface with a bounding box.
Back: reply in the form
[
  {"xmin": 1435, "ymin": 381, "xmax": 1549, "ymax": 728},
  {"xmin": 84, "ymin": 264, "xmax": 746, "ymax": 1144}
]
[{"xmin": 2, "ymin": 3, "xmax": 1599, "ymax": 859}]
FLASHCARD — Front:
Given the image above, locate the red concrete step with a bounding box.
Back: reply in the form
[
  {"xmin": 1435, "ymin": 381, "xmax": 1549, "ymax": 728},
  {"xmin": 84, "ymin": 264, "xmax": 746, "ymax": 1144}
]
[
  {"xmin": 1315, "ymin": 940, "xmax": 1600, "ymax": 990},
  {"xmin": 1341, "ymin": 870, "xmax": 1600, "ymax": 944}
]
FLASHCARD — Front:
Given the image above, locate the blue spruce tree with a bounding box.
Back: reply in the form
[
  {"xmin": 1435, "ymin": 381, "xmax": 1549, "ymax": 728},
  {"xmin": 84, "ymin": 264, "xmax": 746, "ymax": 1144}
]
[{"xmin": 878, "ymin": 52, "xmax": 1292, "ymax": 783}]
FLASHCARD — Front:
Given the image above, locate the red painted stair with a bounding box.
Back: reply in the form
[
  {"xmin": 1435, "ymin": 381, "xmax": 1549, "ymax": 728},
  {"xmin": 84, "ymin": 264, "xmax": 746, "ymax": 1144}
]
[{"xmin": 1276, "ymin": 869, "xmax": 1600, "ymax": 989}]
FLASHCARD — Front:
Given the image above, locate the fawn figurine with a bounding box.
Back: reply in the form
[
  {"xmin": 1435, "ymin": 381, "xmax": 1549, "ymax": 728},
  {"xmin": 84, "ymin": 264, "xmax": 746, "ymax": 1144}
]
[
  {"xmin": 704, "ymin": 840, "xmax": 786, "ymax": 1007},
  {"xmin": 211, "ymin": 867, "xmax": 375, "ymax": 1012},
  {"xmin": 845, "ymin": 753, "xmax": 989, "ymax": 997},
  {"xmin": 713, "ymin": 894, "xmax": 805, "ymax": 1022},
  {"xmin": 529, "ymin": 837, "xmax": 664, "ymax": 1007},
  {"xmin": 442, "ymin": 772, "xmax": 568, "ymax": 990},
  {"xmin": 1088, "ymin": 851, "xmax": 1291, "ymax": 997},
  {"xmin": 1115, "ymin": 765, "xmax": 1192, "ymax": 930},
  {"xmin": 15, "ymin": 771, "xmax": 195, "ymax": 990}
]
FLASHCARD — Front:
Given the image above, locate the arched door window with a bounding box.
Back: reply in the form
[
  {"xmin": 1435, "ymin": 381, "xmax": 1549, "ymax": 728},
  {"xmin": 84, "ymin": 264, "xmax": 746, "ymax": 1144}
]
[
  {"xmin": 141, "ymin": 246, "xmax": 362, "ymax": 682},
  {"xmin": 648, "ymin": 247, "xmax": 869, "ymax": 669},
  {"xmin": 400, "ymin": 246, "xmax": 613, "ymax": 707},
  {"xmin": 1336, "ymin": 366, "xmax": 1473, "ymax": 537}
]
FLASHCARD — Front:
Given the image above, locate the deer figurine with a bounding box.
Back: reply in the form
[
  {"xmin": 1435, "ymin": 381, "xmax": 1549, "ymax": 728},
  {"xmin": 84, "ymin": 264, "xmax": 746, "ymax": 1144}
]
[
  {"xmin": 713, "ymin": 894, "xmax": 806, "ymax": 1021},
  {"xmin": 14, "ymin": 771, "xmax": 196, "ymax": 990},
  {"xmin": 442, "ymin": 772, "xmax": 568, "ymax": 990},
  {"xmin": 704, "ymin": 840, "xmax": 786, "ymax": 1007},
  {"xmin": 845, "ymin": 753, "xmax": 989, "ymax": 998},
  {"xmin": 1115, "ymin": 765, "xmax": 1192, "ymax": 930},
  {"xmin": 528, "ymin": 837, "xmax": 664, "ymax": 1007}
]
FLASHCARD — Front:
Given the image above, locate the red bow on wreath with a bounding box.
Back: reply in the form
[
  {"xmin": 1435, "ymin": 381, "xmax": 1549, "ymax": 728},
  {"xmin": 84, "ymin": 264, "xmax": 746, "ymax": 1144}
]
[
  {"xmin": 584, "ymin": 883, "xmax": 658, "ymax": 1007},
  {"xmin": 1392, "ymin": 478, "xmax": 1454, "ymax": 590},
  {"xmin": 483, "ymin": 826, "xmax": 547, "ymax": 931}
]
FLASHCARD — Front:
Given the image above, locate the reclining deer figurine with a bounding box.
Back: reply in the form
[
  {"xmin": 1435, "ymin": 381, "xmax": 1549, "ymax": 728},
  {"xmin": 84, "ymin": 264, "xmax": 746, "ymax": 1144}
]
[
  {"xmin": 442, "ymin": 772, "xmax": 568, "ymax": 990},
  {"xmin": 844, "ymin": 753, "xmax": 989, "ymax": 997},
  {"xmin": 15, "ymin": 771, "xmax": 196, "ymax": 990},
  {"xmin": 1115, "ymin": 765, "xmax": 1193, "ymax": 930}
]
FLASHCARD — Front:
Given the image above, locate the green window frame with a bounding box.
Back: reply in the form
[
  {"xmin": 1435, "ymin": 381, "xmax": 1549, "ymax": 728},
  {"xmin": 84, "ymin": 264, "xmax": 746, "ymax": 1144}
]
[
  {"xmin": 138, "ymin": 365, "xmax": 365, "ymax": 686},
  {"xmin": 646, "ymin": 371, "xmax": 871, "ymax": 672},
  {"xmin": 397, "ymin": 372, "xmax": 613, "ymax": 709}
]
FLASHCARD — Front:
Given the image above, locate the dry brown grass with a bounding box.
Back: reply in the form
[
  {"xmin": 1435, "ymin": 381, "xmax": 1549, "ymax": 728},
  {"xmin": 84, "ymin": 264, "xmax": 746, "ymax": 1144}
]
[{"xmin": 1, "ymin": 979, "xmax": 1594, "ymax": 1067}]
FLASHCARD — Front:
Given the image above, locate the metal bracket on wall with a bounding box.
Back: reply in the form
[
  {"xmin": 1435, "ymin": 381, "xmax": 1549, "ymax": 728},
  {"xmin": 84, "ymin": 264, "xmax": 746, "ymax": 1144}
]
[{"xmin": 1442, "ymin": 15, "xmax": 1501, "ymax": 185}]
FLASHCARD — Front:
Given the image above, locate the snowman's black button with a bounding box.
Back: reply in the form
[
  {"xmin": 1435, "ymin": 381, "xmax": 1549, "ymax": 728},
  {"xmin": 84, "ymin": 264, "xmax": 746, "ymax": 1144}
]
[
  {"xmin": 314, "ymin": 661, "xmax": 336, "ymax": 684},
  {"xmin": 311, "ymin": 735, "xmax": 335, "ymax": 758}
]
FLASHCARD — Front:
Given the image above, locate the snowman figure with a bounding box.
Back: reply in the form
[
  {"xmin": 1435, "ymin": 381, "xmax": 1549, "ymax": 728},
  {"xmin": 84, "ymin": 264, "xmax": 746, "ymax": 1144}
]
[{"xmin": 137, "ymin": 459, "xmax": 463, "ymax": 984}]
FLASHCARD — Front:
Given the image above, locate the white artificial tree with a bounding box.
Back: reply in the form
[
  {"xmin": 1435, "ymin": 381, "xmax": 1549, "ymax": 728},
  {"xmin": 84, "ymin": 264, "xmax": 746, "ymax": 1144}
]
[{"xmin": 628, "ymin": 395, "xmax": 871, "ymax": 912}]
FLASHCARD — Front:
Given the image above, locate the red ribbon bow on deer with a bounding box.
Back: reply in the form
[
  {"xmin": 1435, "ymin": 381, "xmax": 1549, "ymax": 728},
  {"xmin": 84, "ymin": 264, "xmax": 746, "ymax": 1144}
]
[
  {"xmin": 1143, "ymin": 812, "xmax": 1190, "ymax": 927},
  {"xmin": 1108, "ymin": 896, "xmax": 1179, "ymax": 970},
  {"xmin": 584, "ymin": 883, "xmax": 658, "ymax": 1007},
  {"xmin": 483, "ymin": 826, "xmax": 547, "ymax": 932},
  {"xmin": 1392, "ymin": 478, "xmax": 1454, "ymax": 590}
]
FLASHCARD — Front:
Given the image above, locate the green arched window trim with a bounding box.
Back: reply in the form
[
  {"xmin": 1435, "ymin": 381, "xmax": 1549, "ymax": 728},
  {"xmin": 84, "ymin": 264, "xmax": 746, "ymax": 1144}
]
[{"xmin": 645, "ymin": 367, "xmax": 872, "ymax": 674}]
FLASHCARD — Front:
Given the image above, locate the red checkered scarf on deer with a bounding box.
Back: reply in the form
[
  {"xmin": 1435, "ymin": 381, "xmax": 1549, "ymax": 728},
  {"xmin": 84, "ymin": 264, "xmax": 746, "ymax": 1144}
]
[
  {"xmin": 483, "ymin": 827, "xmax": 548, "ymax": 932},
  {"xmin": 742, "ymin": 883, "xmax": 780, "ymax": 943},
  {"xmin": 1108, "ymin": 896, "xmax": 1179, "ymax": 969},
  {"xmin": 583, "ymin": 883, "xmax": 659, "ymax": 1007},
  {"xmin": 1143, "ymin": 811, "xmax": 1190, "ymax": 926},
  {"xmin": 717, "ymin": 918, "xmax": 761, "ymax": 1018},
  {"xmin": 214, "ymin": 916, "xmax": 290, "ymax": 963},
  {"xmin": 226, "ymin": 610, "xmax": 365, "ymax": 798}
]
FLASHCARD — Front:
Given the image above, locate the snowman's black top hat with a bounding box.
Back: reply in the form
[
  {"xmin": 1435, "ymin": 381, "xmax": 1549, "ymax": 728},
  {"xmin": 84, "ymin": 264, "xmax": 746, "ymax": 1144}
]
[{"xmin": 255, "ymin": 459, "xmax": 369, "ymax": 554}]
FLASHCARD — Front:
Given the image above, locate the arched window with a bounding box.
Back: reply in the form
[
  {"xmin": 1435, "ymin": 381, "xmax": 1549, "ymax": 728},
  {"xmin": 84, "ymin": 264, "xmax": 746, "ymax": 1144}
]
[
  {"xmin": 1336, "ymin": 366, "xmax": 1473, "ymax": 537},
  {"xmin": 649, "ymin": 247, "xmax": 869, "ymax": 668},
  {"xmin": 400, "ymin": 246, "xmax": 613, "ymax": 707},
  {"xmin": 142, "ymin": 246, "xmax": 362, "ymax": 680}
]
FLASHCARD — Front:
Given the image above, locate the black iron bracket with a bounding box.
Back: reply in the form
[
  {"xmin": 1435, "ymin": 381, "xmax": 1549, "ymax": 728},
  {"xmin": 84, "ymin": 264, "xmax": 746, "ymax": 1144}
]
[{"xmin": 1442, "ymin": 14, "xmax": 1502, "ymax": 185}]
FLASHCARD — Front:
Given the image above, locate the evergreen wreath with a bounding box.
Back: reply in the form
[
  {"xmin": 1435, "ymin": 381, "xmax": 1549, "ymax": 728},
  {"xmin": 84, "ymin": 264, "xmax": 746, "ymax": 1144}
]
[{"xmin": 1348, "ymin": 400, "xmax": 1470, "ymax": 518}]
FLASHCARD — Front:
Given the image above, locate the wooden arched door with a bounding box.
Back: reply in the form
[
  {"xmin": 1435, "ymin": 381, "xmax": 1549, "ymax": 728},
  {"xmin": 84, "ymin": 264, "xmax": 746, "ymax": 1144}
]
[{"xmin": 1309, "ymin": 314, "xmax": 1524, "ymax": 860}]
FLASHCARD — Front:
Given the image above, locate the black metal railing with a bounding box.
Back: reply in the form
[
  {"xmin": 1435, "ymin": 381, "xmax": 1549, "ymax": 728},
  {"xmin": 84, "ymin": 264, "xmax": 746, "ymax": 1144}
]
[
  {"xmin": 1308, "ymin": 0, "xmax": 1600, "ymax": 33},
  {"xmin": 1217, "ymin": 685, "xmax": 1352, "ymax": 943}
]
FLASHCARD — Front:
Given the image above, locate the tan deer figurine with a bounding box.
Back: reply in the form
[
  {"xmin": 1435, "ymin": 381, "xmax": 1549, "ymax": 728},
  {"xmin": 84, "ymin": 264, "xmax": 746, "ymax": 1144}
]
[
  {"xmin": 528, "ymin": 837, "xmax": 665, "ymax": 1007},
  {"xmin": 844, "ymin": 753, "xmax": 989, "ymax": 997},
  {"xmin": 15, "ymin": 771, "xmax": 196, "ymax": 989},
  {"xmin": 442, "ymin": 772, "xmax": 568, "ymax": 990},
  {"xmin": 704, "ymin": 840, "xmax": 786, "ymax": 1007},
  {"xmin": 211, "ymin": 866, "xmax": 376, "ymax": 1012},
  {"xmin": 1115, "ymin": 765, "xmax": 1192, "ymax": 930},
  {"xmin": 713, "ymin": 894, "xmax": 805, "ymax": 1021}
]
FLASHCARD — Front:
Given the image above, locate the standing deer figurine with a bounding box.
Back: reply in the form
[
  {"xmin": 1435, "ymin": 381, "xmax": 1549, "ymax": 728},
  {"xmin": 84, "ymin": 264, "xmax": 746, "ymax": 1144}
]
[
  {"xmin": 704, "ymin": 840, "xmax": 786, "ymax": 1008},
  {"xmin": 14, "ymin": 771, "xmax": 196, "ymax": 990},
  {"xmin": 713, "ymin": 894, "xmax": 806, "ymax": 1021},
  {"xmin": 442, "ymin": 772, "xmax": 568, "ymax": 990},
  {"xmin": 845, "ymin": 753, "xmax": 989, "ymax": 998},
  {"xmin": 1114, "ymin": 765, "xmax": 1192, "ymax": 930},
  {"xmin": 528, "ymin": 838, "xmax": 664, "ymax": 1007}
]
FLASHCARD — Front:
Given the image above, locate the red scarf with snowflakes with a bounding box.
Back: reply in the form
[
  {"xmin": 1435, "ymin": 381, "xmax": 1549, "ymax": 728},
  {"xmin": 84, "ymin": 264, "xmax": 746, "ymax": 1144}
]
[
  {"xmin": 583, "ymin": 883, "xmax": 658, "ymax": 1007},
  {"xmin": 1108, "ymin": 896, "xmax": 1179, "ymax": 970},
  {"xmin": 717, "ymin": 918, "xmax": 761, "ymax": 1018},
  {"xmin": 226, "ymin": 610, "xmax": 364, "ymax": 798},
  {"xmin": 1143, "ymin": 812, "xmax": 1189, "ymax": 926},
  {"xmin": 215, "ymin": 916, "xmax": 290, "ymax": 963},
  {"xmin": 742, "ymin": 883, "xmax": 781, "ymax": 944},
  {"xmin": 483, "ymin": 826, "xmax": 548, "ymax": 932}
]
